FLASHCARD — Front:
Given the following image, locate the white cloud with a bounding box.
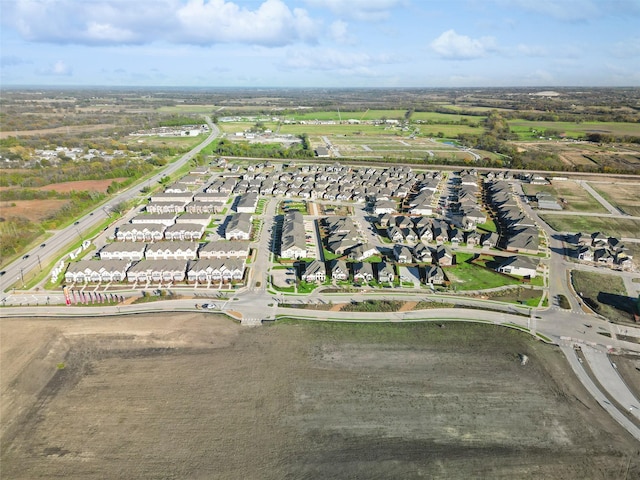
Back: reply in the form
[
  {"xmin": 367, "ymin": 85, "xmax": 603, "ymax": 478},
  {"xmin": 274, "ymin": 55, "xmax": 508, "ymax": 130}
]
[
  {"xmin": 430, "ymin": 30, "xmax": 496, "ymax": 59},
  {"xmin": 176, "ymin": 0, "xmax": 319, "ymax": 46},
  {"xmin": 329, "ymin": 20, "xmax": 355, "ymax": 44},
  {"xmin": 3, "ymin": 0, "xmax": 320, "ymax": 46},
  {"xmin": 38, "ymin": 60, "xmax": 73, "ymax": 76},
  {"xmin": 304, "ymin": 0, "xmax": 405, "ymax": 21}
]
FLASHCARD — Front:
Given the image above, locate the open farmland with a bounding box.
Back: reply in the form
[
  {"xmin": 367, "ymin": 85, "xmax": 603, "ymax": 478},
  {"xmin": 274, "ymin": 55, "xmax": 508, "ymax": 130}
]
[
  {"xmin": 0, "ymin": 199, "xmax": 70, "ymax": 222},
  {"xmin": 2, "ymin": 314, "xmax": 638, "ymax": 479},
  {"xmin": 590, "ymin": 181, "xmax": 640, "ymax": 216},
  {"xmin": 522, "ymin": 180, "xmax": 607, "ymax": 213},
  {"xmin": 539, "ymin": 215, "xmax": 640, "ymax": 238},
  {"xmin": 509, "ymin": 120, "xmax": 640, "ymax": 140},
  {"xmin": 37, "ymin": 178, "xmax": 126, "ymax": 194}
]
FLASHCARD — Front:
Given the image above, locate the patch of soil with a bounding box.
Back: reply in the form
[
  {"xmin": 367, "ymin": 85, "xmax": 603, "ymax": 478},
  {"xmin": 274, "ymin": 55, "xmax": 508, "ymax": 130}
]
[
  {"xmin": 398, "ymin": 301, "xmax": 417, "ymax": 312},
  {"xmin": 2, "ymin": 316, "xmax": 639, "ymax": 479},
  {"xmin": 0, "ymin": 199, "xmax": 70, "ymax": 222},
  {"xmin": 38, "ymin": 178, "xmax": 126, "ymax": 193}
]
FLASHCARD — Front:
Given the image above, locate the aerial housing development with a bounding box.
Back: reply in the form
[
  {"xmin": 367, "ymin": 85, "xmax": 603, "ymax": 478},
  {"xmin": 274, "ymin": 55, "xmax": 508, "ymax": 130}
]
[{"xmin": 2, "ymin": 87, "xmax": 640, "ymax": 478}]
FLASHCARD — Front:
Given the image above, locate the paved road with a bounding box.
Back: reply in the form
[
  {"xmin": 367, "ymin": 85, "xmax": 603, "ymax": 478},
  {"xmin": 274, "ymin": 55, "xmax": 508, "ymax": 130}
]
[
  {"xmin": 581, "ymin": 346, "xmax": 640, "ymax": 421},
  {"xmin": 578, "ymin": 180, "xmax": 623, "ymax": 215},
  {"xmin": 560, "ymin": 344, "xmax": 640, "ymax": 442},
  {"xmin": 0, "ymin": 118, "xmax": 220, "ymax": 294}
]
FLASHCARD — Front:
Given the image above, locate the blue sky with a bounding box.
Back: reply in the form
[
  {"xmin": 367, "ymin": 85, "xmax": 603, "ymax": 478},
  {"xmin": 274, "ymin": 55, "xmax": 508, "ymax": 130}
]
[{"xmin": 1, "ymin": 0, "xmax": 639, "ymax": 87}]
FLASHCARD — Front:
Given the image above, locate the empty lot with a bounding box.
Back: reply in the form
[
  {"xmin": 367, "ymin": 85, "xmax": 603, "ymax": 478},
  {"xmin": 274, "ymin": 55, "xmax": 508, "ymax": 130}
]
[{"xmin": 2, "ymin": 315, "xmax": 638, "ymax": 479}]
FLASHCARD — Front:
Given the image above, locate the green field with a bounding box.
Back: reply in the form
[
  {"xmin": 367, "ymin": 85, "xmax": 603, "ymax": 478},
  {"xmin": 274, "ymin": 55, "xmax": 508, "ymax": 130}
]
[
  {"xmin": 156, "ymin": 105, "xmax": 220, "ymax": 114},
  {"xmin": 411, "ymin": 111, "xmax": 485, "ymax": 124},
  {"xmin": 446, "ymin": 253, "xmax": 521, "ymax": 291},
  {"xmin": 509, "ymin": 120, "xmax": 640, "ymax": 139},
  {"xmin": 540, "ymin": 215, "xmax": 640, "ymax": 238}
]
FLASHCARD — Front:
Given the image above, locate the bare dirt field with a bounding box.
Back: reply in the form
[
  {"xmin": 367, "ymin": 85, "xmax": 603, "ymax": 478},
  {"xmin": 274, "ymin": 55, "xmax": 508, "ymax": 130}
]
[
  {"xmin": 0, "ymin": 199, "xmax": 69, "ymax": 222},
  {"xmin": 0, "ymin": 124, "xmax": 116, "ymax": 139},
  {"xmin": 38, "ymin": 178, "xmax": 126, "ymax": 194},
  {"xmin": 1, "ymin": 315, "xmax": 639, "ymax": 479}
]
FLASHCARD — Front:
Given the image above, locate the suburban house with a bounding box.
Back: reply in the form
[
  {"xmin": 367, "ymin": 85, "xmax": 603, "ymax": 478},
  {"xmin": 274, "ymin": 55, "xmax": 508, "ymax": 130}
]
[
  {"xmin": 394, "ymin": 244, "xmax": 413, "ymax": 263},
  {"xmin": 236, "ymin": 192, "xmax": 259, "ymax": 213},
  {"xmin": 126, "ymin": 259, "xmax": 187, "ymax": 283},
  {"xmin": 373, "ymin": 199, "xmax": 397, "ymax": 214},
  {"xmin": 198, "ymin": 241, "xmax": 250, "ymax": 259},
  {"xmin": 496, "ymin": 256, "xmax": 539, "ymax": 278},
  {"xmin": 164, "ymin": 223, "xmax": 205, "ymax": 241},
  {"xmin": 413, "ymin": 243, "xmax": 433, "ymax": 263},
  {"xmin": 144, "ymin": 241, "xmax": 198, "ymax": 261},
  {"xmin": 424, "ymin": 265, "xmax": 446, "ymax": 285},
  {"xmin": 347, "ymin": 244, "xmax": 378, "ymax": 262},
  {"xmin": 99, "ymin": 242, "xmax": 146, "ymax": 261},
  {"xmin": 281, "ymin": 210, "xmax": 308, "ymax": 259},
  {"xmin": 352, "ymin": 262, "xmax": 374, "ymax": 283},
  {"xmin": 115, "ymin": 224, "xmax": 165, "ymax": 242},
  {"xmin": 376, "ymin": 262, "xmax": 395, "ymax": 283},
  {"xmin": 303, "ymin": 260, "xmax": 327, "ymax": 282},
  {"xmin": 433, "ymin": 245, "xmax": 455, "ymax": 266},
  {"xmin": 225, "ymin": 213, "xmax": 253, "ymax": 240},
  {"xmin": 330, "ymin": 259, "xmax": 350, "ymax": 281},
  {"xmin": 65, "ymin": 260, "xmax": 131, "ymax": 283},
  {"xmin": 187, "ymin": 258, "xmax": 244, "ymax": 283}
]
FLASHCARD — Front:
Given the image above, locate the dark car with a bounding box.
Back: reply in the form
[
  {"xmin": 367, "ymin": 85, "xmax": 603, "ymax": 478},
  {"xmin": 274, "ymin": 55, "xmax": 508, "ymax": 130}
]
[
  {"xmin": 23, "ymin": 254, "xmax": 29, "ymax": 260},
  {"xmin": 74, "ymin": 221, "xmax": 80, "ymax": 225},
  {"xmin": 0, "ymin": 271, "xmax": 6, "ymax": 276},
  {"xmin": 40, "ymin": 243, "xmax": 46, "ymax": 248}
]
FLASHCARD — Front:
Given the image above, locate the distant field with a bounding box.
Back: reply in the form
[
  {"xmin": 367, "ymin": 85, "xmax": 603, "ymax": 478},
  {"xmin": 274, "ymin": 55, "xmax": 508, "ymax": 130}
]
[
  {"xmin": 288, "ymin": 109, "xmax": 406, "ymax": 121},
  {"xmin": 522, "ymin": 181, "xmax": 607, "ymax": 213},
  {"xmin": 0, "ymin": 124, "xmax": 116, "ymax": 139},
  {"xmin": 589, "ymin": 182, "xmax": 640, "ymax": 216},
  {"xmin": 156, "ymin": 105, "xmax": 220, "ymax": 114},
  {"xmin": 509, "ymin": 120, "xmax": 640, "ymax": 139},
  {"xmin": 37, "ymin": 178, "xmax": 125, "ymax": 194},
  {"xmin": 539, "ymin": 215, "xmax": 640, "ymax": 238},
  {"xmin": 125, "ymin": 134, "xmax": 204, "ymax": 149},
  {"xmin": 411, "ymin": 111, "xmax": 485, "ymax": 124},
  {"xmin": 0, "ymin": 199, "xmax": 69, "ymax": 222}
]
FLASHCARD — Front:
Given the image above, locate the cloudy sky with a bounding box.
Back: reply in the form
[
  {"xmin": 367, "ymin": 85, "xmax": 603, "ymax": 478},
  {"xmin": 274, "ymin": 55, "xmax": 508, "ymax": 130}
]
[{"xmin": 1, "ymin": 0, "xmax": 639, "ymax": 87}]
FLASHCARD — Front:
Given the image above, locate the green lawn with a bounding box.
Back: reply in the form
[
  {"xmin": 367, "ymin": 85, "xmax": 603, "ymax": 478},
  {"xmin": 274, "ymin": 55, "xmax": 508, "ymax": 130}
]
[
  {"xmin": 539, "ymin": 215, "xmax": 640, "ymax": 238},
  {"xmin": 446, "ymin": 254, "xmax": 520, "ymax": 291}
]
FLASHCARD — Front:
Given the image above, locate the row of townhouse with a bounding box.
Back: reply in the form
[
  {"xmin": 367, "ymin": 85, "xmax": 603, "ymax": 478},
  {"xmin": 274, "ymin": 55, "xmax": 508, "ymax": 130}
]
[
  {"xmin": 380, "ymin": 214, "xmax": 497, "ymax": 248},
  {"xmin": 99, "ymin": 240, "xmax": 251, "ymax": 262},
  {"xmin": 65, "ymin": 258, "xmax": 245, "ymax": 284},
  {"xmin": 280, "ymin": 210, "xmax": 309, "ymax": 259},
  {"xmin": 300, "ymin": 259, "xmax": 448, "ymax": 285},
  {"xmin": 225, "ymin": 213, "xmax": 253, "ymax": 240},
  {"xmin": 116, "ymin": 223, "xmax": 206, "ymax": 242},
  {"xmin": 567, "ymin": 232, "xmax": 634, "ymax": 270},
  {"xmin": 485, "ymin": 181, "xmax": 539, "ymax": 255}
]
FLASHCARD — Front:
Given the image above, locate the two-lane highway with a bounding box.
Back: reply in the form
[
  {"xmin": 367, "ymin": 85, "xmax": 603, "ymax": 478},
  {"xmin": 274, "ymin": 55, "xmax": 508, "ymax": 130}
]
[{"xmin": 1, "ymin": 118, "xmax": 220, "ymax": 293}]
